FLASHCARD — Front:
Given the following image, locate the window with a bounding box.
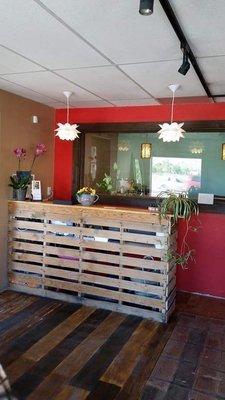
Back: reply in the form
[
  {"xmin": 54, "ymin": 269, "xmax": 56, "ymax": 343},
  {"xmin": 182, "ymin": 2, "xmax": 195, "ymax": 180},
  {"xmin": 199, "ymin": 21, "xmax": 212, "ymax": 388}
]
[
  {"xmin": 82, "ymin": 131, "xmax": 225, "ymax": 197},
  {"xmin": 151, "ymin": 157, "xmax": 202, "ymax": 196}
]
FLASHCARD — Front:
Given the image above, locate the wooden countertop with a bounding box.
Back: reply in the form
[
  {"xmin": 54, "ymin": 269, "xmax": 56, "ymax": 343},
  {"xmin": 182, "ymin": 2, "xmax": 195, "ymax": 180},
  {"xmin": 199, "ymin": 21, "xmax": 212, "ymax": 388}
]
[
  {"xmin": 8, "ymin": 200, "xmax": 154, "ymax": 214},
  {"xmin": 8, "ymin": 200, "xmax": 170, "ymax": 225}
]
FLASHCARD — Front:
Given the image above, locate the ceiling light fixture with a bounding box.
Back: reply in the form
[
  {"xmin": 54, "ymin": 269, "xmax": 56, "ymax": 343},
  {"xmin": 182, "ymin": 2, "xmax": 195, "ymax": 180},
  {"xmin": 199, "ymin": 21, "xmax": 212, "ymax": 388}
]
[
  {"xmin": 158, "ymin": 84, "xmax": 185, "ymax": 142},
  {"xmin": 178, "ymin": 45, "xmax": 190, "ymax": 76},
  {"xmin": 55, "ymin": 91, "xmax": 80, "ymax": 141},
  {"xmin": 139, "ymin": 0, "xmax": 154, "ymax": 15}
]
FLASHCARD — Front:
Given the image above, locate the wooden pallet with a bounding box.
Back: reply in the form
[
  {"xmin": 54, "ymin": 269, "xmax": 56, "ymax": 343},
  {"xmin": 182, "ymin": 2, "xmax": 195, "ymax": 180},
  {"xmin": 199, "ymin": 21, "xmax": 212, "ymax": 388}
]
[{"xmin": 8, "ymin": 201, "xmax": 176, "ymax": 322}]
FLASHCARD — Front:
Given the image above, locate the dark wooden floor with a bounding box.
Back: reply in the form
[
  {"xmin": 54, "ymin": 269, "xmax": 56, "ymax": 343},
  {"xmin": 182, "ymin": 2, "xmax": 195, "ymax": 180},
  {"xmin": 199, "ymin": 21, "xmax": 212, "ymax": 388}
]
[{"xmin": 1, "ymin": 291, "xmax": 225, "ymax": 399}]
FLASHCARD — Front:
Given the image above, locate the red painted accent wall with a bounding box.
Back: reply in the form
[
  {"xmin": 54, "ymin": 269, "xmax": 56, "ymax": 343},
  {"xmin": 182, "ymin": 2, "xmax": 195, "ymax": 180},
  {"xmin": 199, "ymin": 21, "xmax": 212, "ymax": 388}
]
[
  {"xmin": 177, "ymin": 214, "xmax": 225, "ymax": 298},
  {"xmin": 54, "ymin": 102, "xmax": 225, "ymax": 298},
  {"xmin": 54, "ymin": 137, "xmax": 73, "ymax": 200}
]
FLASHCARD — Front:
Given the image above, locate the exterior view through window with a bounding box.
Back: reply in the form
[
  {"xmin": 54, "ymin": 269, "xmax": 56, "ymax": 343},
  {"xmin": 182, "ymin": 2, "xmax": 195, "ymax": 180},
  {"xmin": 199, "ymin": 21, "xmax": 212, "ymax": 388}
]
[
  {"xmin": 83, "ymin": 131, "xmax": 225, "ymax": 197},
  {"xmin": 151, "ymin": 157, "xmax": 202, "ymax": 196}
]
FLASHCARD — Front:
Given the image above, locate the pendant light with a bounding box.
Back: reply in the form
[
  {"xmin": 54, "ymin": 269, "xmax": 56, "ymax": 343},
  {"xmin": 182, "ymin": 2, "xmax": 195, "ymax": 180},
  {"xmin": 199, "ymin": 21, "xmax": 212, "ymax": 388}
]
[
  {"xmin": 158, "ymin": 84, "xmax": 185, "ymax": 143},
  {"xmin": 55, "ymin": 91, "xmax": 80, "ymax": 141}
]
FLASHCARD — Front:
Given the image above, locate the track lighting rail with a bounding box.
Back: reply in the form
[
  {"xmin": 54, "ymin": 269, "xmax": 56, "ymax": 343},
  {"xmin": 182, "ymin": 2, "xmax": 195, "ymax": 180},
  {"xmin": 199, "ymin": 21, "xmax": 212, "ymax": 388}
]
[{"xmin": 158, "ymin": 0, "xmax": 213, "ymax": 98}]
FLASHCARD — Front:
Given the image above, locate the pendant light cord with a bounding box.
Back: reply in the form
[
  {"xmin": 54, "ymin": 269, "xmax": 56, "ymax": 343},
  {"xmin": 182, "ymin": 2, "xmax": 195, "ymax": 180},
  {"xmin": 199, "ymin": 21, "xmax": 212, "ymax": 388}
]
[
  {"xmin": 66, "ymin": 96, "xmax": 69, "ymax": 123},
  {"xmin": 171, "ymin": 90, "xmax": 175, "ymax": 124}
]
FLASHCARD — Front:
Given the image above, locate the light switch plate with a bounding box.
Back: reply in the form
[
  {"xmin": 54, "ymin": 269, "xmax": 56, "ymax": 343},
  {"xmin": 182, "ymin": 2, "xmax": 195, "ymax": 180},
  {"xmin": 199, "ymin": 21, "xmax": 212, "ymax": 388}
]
[{"xmin": 198, "ymin": 193, "xmax": 214, "ymax": 205}]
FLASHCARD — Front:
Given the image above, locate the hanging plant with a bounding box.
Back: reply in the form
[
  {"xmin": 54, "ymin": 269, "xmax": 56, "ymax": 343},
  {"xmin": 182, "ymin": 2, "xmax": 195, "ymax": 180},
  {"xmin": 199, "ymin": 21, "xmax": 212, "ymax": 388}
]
[
  {"xmin": 166, "ymin": 249, "xmax": 196, "ymax": 270},
  {"xmin": 157, "ymin": 191, "xmax": 199, "ymax": 269},
  {"xmin": 157, "ymin": 191, "xmax": 199, "ymax": 222}
]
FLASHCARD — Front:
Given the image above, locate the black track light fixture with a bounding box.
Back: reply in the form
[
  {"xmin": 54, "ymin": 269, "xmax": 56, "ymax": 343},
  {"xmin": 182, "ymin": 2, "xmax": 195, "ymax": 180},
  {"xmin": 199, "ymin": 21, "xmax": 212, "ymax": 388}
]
[
  {"xmin": 178, "ymin": 46, "xmax": 190, "ymax": 76},
  {"xmin": 139, "ymin": 0, "xmax": 154, "ymax": 15}
]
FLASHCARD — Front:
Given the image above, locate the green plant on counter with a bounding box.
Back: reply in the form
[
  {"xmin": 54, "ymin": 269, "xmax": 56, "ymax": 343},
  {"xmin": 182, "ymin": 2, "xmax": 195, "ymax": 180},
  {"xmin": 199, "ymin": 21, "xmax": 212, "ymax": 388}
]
[
  {"xmin": 157, "ymin": 191, "xmax": 199, "ymax": 269},
  {"xmin": 96, "ymin": 173, "xmax": 113, "ymax": 193},
  {"xmin": 157, "ymin": 191, "xmax": 199, "ymax": 222},
  {"xmin": 9, "ymin": 175, "xmax": 31, "ymax": 189}
]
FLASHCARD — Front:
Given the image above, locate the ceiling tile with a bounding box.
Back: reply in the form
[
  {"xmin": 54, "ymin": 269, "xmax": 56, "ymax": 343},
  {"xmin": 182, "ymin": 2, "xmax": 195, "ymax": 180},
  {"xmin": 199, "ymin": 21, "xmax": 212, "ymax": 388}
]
[
  {"xmin": 0, "ymin": 46, "xmax": 44, "ymax": 74},
  {"xmin": 170, "ymin": 0, "xmax": 225, "ymax": 57},
  {"xmin": 0, "ymin": 77, "xmax": 58, "ymax": 106},
  {"xmin": 1, "ymin": 71, "xmax": 100, "ymax": 102},
  {"xmin": 40, "ymin": 0, "xmax": 181, "ymax": 64},
  {"xmin": 0, "ymin": 0, "xmax": 109, "ymax": 69},
  {"xmin": 69, "ymin": 100, "xmax": 112, "ymax": 108},
  {"xmin": 57, "ymin": 66, "xmax": 153, "ymax": 100},
  {"xmin": 197, "ymin": 56, "xmax": 225, "ymax": 95},
  {"xmin": 120, "ymin": 60, "xmax": 206, "ymax": 98},
  {"xmin": 111, "ymin": 98, "xmax": 158, "ymax": 106}
]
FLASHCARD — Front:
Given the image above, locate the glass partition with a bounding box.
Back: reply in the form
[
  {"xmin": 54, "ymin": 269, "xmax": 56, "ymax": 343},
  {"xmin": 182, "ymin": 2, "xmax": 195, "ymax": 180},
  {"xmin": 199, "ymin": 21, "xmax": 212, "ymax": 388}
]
[{"xmin": 83, "ymin": 131, "xmax": 225, "ymax": 197}]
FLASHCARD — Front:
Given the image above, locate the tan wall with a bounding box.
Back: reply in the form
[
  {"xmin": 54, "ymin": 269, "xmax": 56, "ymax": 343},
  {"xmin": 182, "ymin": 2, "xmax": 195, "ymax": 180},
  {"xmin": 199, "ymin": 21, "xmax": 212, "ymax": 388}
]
[{"xmin": 0, "ymin": 89, "xmax": 55, "ymax": 289}]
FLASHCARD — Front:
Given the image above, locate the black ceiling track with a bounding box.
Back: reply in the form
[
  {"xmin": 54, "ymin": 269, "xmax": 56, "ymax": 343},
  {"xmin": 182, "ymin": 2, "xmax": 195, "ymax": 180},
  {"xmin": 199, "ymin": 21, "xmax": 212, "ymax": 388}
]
[{"xmin": 159, "ymin": 0, "xmax": 213, "ymax": 99}]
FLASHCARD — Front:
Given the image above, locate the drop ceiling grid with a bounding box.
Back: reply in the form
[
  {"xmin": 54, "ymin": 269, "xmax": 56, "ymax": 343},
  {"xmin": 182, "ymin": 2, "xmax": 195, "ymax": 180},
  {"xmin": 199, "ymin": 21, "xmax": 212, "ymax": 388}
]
[
  {"xmin": 0, "ymin": 0, "xmax": 222, "ymax": 106},
  {"xmin": 170, "ymin": 0, "xmax": 225, "ymax": 58},
  {"xmin": 0, "ymin": 0, "xmax": 158, "ymax": 106},
  {"xmin": 34, "ymin": 0, "xmax": 207, "ymax": 103},
  {"xmin": 0, "ymin": 77, "xmax": 64, "ymax": 106},
  {"xmin": 0, "ymin": 0, "xmax": 180, "ymax": 105}
]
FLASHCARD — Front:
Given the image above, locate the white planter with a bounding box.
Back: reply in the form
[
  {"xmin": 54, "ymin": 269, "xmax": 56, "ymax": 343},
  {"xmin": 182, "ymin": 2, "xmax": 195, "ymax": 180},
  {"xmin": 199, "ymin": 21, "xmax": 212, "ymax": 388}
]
[{"xmin": 76, "ymin": 193, "xmax": 99, "ymax": 206}]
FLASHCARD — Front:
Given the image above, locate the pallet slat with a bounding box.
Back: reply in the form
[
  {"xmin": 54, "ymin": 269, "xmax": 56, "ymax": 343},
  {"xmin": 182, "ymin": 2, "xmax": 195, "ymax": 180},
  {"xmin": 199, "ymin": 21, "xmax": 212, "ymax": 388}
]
[{"xmin": 8, "ymin": 201, "xmax": 177, "ymax": 322}]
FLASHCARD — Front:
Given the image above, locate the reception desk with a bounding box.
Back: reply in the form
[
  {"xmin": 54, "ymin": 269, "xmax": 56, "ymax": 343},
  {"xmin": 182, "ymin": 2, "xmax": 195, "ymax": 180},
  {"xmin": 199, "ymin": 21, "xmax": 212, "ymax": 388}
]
[{"xmin": 8, "ymin": 201, "xmax": 176, "ymax": 322}]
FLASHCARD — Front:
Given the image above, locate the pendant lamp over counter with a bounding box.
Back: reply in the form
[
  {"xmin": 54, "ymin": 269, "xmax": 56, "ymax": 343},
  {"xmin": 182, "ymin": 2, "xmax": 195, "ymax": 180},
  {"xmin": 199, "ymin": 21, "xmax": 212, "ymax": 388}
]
[
  {"xmin": 55, "ymin": 91, "xmax": 80, "ymax": 141},
  {"xmin": 158, "ymin": 84, "xmax": 185, "ymax": 143}
]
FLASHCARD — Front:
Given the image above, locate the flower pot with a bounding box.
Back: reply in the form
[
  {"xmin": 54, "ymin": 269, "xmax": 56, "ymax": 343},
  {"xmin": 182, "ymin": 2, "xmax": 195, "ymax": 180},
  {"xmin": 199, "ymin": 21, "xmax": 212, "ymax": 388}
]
[
  {"xmin": 16, "ymin": 170, "xmax": 31, "ymax": 180},
  {"xmin": 76, "ymin": 193, "xmax": 99, "ymax": 206},
  {"xmin": 16, "ymin": 171, "xmax": 31, "ymax": 200},
  {"xmin": 16, "ymin": 188, "xmax": 27, "ymax": 201}
]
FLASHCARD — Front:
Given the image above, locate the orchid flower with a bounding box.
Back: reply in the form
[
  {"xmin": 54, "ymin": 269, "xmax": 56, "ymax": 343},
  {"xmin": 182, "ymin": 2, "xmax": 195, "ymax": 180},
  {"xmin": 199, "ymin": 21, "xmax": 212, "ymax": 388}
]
[
  {"xmin": 35, "ymin": 143, "xmax": 47, "ymax": 156},
  {"xmin": 13, "ymin": 147, "xmax": 26, "ymax": 171},
  {"xmin": 30, "ymin": 143, "xmax": 47, "ymax": 171}
]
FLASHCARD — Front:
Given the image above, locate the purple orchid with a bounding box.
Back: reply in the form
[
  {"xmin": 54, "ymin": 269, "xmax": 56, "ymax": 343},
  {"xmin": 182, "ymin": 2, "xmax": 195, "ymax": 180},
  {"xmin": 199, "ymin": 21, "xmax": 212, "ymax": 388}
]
[
  {"xmin": 35, "ymin": 143, "xmax": 47, "ymax": 156},
  {"xmin": 14, "ymin": 147, "xmax": 26, "ymax": 158},
  {"xmin": 30, "ymin": 143, "xmax": 47, "ymax": 171},
  {"xmin": 13, "ymin": 147, "xmax": 26, "ymax": 170}
]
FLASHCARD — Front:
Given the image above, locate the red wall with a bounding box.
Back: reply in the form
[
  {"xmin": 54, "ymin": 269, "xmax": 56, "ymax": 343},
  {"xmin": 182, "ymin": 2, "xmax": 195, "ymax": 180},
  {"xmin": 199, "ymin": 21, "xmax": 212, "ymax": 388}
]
[
  {"xmin": 177, "ymin": 213, "xmax": 225, "ymax": 298},
  {"xmin": 54, "ymin": 103, "xmax": 225, "ymax": 298}
]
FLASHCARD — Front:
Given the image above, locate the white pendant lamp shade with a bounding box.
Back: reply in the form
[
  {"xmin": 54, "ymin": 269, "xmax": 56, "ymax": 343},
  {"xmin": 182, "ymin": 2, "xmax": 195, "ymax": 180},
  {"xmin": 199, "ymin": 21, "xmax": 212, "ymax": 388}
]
[
  {"xmin": 55, "ymin": 91, "xmax": 80, "ymax": 141},
  {"xmin": 158, "ymin": 122, "xmax": 185, "ymax": 142},
  {"xmin": 158, "ymin": 84, "xmax": 185, "ymax": 142}
]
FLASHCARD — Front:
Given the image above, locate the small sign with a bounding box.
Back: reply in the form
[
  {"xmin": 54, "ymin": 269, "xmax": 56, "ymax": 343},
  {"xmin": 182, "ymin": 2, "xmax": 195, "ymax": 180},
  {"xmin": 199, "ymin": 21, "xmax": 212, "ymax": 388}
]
[
  {"xmin": 31, "ymin": 180, "xmax": 42, "ymax": 201},
  {"xmin": 198, "ymin": 193, "xmax": 214, "ymax": 205}
]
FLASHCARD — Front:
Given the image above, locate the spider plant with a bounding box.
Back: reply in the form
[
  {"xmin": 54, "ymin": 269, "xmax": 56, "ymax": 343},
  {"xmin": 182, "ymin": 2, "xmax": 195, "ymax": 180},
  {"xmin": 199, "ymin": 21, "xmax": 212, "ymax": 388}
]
[
  {"xmin": 166, "ymin": 249, "xmax": 196, "ymax": 270},
  {"xmin": 157, "ymin": 191, "xmax": 199, "ymax": 269},
  {"xmin": 157, "ymin": 191, "xmax": 199, "ymax": 222}
]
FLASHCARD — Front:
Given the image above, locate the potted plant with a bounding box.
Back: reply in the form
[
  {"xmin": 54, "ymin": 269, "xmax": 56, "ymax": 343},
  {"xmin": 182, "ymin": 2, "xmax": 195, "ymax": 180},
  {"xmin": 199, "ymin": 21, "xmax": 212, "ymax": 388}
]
[
  {"xmin": 9, "ymin": 175, "xmax": 31, "ymax": 201},
  {"xmin": 157, "ymin": 191, "xmax": 199, "ymax": 268},
  {"xmin": 10, "ymin": 144, "xmax": 47, "ymax": 200},
  {"xmin": 76, "ymin": 187, "xmax": 99, "ymax": 206},
  {"xmin": 96, "ymin": 174, "xmax": 113, "ymax": 193},
  {"xmin": 157, "ymin": 191, "xmax": 199, "ymax": 222}
]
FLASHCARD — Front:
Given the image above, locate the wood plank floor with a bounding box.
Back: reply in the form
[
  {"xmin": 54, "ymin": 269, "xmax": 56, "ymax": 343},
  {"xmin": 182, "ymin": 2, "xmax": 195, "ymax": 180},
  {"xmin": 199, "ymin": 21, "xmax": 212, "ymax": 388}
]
[{"xmin": 1, "ymin": 291, "xmax": 225, "ymax": 399}]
